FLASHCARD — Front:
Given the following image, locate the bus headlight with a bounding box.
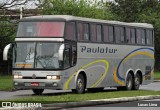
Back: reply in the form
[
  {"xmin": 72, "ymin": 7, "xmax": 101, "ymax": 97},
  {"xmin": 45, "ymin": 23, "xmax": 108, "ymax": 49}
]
[
  {"xmin": 47, "ymin": 75, "xmax": 60, "ymax": 80},
  {"xmin": 14, "ymin": 75, "xmax": 23, "ymax": 79}
]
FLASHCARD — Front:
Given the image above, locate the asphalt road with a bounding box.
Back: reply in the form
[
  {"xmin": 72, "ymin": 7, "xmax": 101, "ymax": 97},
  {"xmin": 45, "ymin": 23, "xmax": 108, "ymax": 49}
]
[
  {"xmin": 0, "ymin": 82, "xmax": 160, "ymax": 100},
  {"xmin": 67, "ymin": 99, "xmax": 160, "ymax": 110}
]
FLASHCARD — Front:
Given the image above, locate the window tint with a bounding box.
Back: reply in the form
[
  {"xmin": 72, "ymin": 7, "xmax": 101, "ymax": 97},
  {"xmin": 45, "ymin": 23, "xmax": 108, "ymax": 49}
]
[
  {"xmin": 66, "ymin": 22, "xmax": 76, "ymax": 40},
  {"xmin": 141, "ymin": 29, "xmax": 145, "ymax": 44},
  {"xmin": 146, "ymin": 30, "xmax": 153, "ymax": 45},
  {"xmin": 115, "ymin": 26, "xmax": 124, "ymax": 43},
  {"xmin": 97, "ymin": 25, "xmax": 102, "ymax": 42},
  {"xmin": 77, "ymin": 23, "xmax": 89, "ymax": 41},
  {"xmin": 126, "ymin": 28, "xmax": 131, "ymax": 44},
  {"xmin": 103, "ymin": 25, "xmax": 114, "ymax": 42},
  {"xmin": 90, "ymin": 24, "xmax": 97, "ymax": 42},
  {"xmin": 131, "ymin": 28, "xmax": 136, "ymax": 44},
  {"xmin": 136, "ymin": 29, "xmax": 142, "ymax": 44}
]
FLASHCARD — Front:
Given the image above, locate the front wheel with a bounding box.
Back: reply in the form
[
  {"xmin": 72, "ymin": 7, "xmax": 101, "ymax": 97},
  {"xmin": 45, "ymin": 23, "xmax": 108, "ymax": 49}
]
[
  {"xmin": 32, "ymin": 89, "xmax": 44, "ymax": 95},
  {"xmin": 133, "ymin": 74, "xmax": 141, "ymax": 90},
  {"xmin": 75, "ymin": 74, "xmax": 86, "ymax": 94}
]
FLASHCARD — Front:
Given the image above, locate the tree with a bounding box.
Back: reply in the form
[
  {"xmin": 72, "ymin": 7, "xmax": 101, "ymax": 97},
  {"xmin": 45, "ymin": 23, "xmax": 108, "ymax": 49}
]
[
  {"xmin": 109, "ymin": 0, "xmax": 160, "ymax": 71},
  {"xmin": 40, "ymin": 0, "xmax": 113, "ymax": 20}
]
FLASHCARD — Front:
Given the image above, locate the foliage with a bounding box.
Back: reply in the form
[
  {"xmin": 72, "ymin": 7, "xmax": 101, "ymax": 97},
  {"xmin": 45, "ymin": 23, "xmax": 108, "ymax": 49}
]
[
  {"xmin": 109, "ymin": 0, "xmax": 160, "ymax": 71},
  {"xmin": 40, "ymin": 0, "xmax": 113, "ymax": 20}
]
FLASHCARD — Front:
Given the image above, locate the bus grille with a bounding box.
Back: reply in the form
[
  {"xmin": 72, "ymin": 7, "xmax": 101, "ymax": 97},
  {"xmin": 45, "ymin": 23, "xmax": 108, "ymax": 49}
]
[{"xmin": 23, "ymin": 77, "xmax": 46, "ymax": 79}]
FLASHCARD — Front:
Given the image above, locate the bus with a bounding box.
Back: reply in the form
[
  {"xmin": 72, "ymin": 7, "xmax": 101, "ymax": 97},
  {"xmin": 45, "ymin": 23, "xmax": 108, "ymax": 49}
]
[{"xmin": 3, "ymin": 15, "xmax": 154, "ymax": 94}]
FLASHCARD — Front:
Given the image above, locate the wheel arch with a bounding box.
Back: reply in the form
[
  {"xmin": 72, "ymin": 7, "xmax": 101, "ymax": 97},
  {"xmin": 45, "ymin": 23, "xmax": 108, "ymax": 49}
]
[
  {"xmin": 125, "ymin": 69, "xmax": 134, "ymax": 85},
  {"xmin": 74, "ymin": 69, "xmax": 87, "ymax": 88}
]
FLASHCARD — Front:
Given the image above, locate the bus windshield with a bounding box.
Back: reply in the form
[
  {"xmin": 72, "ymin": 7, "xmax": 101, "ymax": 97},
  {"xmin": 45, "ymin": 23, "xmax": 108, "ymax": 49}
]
[
  {"xmin": 17, "ymin": 22, "xmax": 65, "ymax": 37},
  {"xmin": 13, "ymin": 42, "xmax": 63, "ymax": 69}
]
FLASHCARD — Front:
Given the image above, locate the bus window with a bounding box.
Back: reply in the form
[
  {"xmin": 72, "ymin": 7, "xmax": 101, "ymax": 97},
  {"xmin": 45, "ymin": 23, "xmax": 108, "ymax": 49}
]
[
  {"xmin": 66, "ymin": 22, "xmax": 76, "ymax": 40},
  {"xmin": 72, "ymin": 46, "xmax": 77, "ymax": 66},
  {"xmin": 126, "ymin": 28, "xmax": 131, "ymax": 44},
  {"xmin": 115, "ymin": 27, "xmax": 124, "ymax": 43},
  {"xmin": 77, "ymin": 23, "xmax": 89, "ymax": 41},
  {"xmin": 146, "ymin": 30, "xmax": 153, "ymax": 45},
  {"xmin": 97, "ymin": 25, "xmax": 102, "ymax": 42},
  {"xmin": 90, "ymin": 24, "xmax": 97, "ymax": 42},
  {"xmin": 120, "ymin": 27, "xmax": 125, "ymax": 43},
  {"xmin": 103, "ymin": 26, "xmax": 109, "ymax": 42},
  {"xmin": 141, "ymin": 29, "xmax": 145, "ymax": 45},
  {"xmin": 103, "ymin": 25, "xmax": 114, "ymax": 43},
  {"xmin": 131, "ymin": 28, "xmax": 136, "ymax": 44},
  {"xmin": 109, "ymin": 26, "xmax": 114, "ymax": 42},
  {"xmin": 136, "ymin": 29, "xmax": 142, "ymax": 44},
  {"xmin": 64, "ymin": 45, "xmax": 71, "ymax": 68}
]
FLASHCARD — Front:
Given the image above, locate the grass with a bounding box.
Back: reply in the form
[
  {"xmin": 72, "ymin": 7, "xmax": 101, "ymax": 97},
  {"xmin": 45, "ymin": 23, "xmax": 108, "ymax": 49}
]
[
  {"xmin": 154, "ymin": 72, "xmax": 160, "ymax": 80},
  {"xmin": 0, "ymin": 90, "xmax": 159, "ymax": 103},
  {"xmin": 0, "ymin": 75, "xmax": 13, "ymax": 91}
]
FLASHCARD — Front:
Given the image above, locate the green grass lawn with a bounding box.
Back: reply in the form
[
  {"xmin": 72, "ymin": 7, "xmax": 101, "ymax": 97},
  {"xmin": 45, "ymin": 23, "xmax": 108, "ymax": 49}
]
[
  {"xmin": 0, "ymin": 75, "xmax": 13, "ymax": 91},
  {"xmin": 154, "ymin": 72, "xmax": 160, "ymax": 80},
  {"xmin": 0, "ymin": 90, "xmax": 160, "ymax": 103}
]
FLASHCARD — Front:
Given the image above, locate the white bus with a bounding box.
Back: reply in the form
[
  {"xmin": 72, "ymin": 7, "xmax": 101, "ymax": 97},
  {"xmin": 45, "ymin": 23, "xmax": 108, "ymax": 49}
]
[{"xmin": 3, "ymin": 15, "xmax": 154, "ymax": 94}]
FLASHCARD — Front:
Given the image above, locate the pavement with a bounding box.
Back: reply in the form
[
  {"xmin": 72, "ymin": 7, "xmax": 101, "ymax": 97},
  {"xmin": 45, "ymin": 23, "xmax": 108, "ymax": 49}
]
[{"xmin": 0, "ymin": 80, "xmax": 160, "ymax": 110}]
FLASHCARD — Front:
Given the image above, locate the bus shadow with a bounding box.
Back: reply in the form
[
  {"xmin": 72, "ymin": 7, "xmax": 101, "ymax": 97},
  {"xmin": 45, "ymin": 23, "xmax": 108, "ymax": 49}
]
[{"xmin": 15, "ymin": 88, "xmax": 119, "ymax": 97}]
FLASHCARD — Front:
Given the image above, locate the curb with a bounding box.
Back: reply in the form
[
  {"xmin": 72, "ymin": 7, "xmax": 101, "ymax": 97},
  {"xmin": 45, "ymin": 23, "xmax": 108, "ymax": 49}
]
[
  {"xmin": 154, "ymin": 80, "xmax": 160, "ymax": 82},
  {"xmin": 1, "ymin": 95, "xmax": 160, "ymax": 110},
  {"xmin": 42, "ymin": 95, "xmax": 160, "ymax": 109}
]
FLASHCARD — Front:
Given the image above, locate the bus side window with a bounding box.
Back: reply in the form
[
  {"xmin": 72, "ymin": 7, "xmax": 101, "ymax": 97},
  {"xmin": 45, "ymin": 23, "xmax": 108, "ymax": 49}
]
[
  {"xmin": 131, "ymin": 28, "xmax": 136, "ymax": 44},
  {"xmin": 66, "ymin": 22, "xmax": 76, "ymax": 41},
  {"xmin": 77, "ymin": 23, "xmax": 89, "ymax": 41},
  {"xmin": 109, "ymin": 26, "xmax": 114, "ymax": 42},
  {"xmin": 115, "ymin": 27, "xmax": 121, "ymax": 43},
  {"xmin": 90, "ymin": 24, "xmax": 97, "ymax": 42},
  {"xmin": 97, "ymin": 25, "xmax": 102, "ymax": 42},
  {"xmin": 141, "ymin": 29, "xmax": 145, "ymax": 45},
  {"xmin": 146, "ymin": 30, "xmax": 153, "ymax": 45},
  {"xmin": 126, "ymin": 28, "xmax": 131, "ymax": 44},
  {"xmin": 115, "ymin": 26, "xmax": 124, "ymax": 44},
  {"xmin": 136, "ymin": 29, "xmax": 142, "ymax": 44}
]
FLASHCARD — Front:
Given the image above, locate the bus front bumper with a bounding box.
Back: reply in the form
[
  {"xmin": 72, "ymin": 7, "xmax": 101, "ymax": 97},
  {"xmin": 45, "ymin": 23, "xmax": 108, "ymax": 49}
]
[{"xmin": 13, "ymin": 79, "xmax": 63, "ymax": 90}]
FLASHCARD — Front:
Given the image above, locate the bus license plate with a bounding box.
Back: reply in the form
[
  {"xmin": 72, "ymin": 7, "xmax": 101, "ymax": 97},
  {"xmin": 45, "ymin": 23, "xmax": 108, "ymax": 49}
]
[{"xmin": 31, "ymin": 82, "xmax": 39, "ymax": 86}]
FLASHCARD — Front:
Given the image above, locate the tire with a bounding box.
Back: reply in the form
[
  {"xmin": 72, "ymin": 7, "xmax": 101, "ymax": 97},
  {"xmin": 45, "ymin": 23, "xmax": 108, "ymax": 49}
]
[
  {"xmin": 32, "ymin": 89, "xmax": 44, "ymax": 95},
  {"xmin": 75, "ymin": 74, "xmax": 86, "ymax": 94},
  {"xmin": 133, "ymin": 74, "xmax": 141, "ymax": 90},
  {"xmin": 125, "ymin": 73, "xmax": 133, "ymax": 90}
]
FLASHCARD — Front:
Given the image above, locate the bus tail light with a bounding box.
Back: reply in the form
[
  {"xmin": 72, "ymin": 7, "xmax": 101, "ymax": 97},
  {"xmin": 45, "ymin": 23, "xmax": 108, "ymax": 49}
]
[{"xmin": 47, "ymin": 75, "xmax": 60, "ymax": 80}]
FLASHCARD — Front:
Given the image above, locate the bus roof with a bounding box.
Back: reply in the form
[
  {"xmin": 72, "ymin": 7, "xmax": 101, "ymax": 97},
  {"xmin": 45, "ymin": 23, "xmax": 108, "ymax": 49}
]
[{"xmin": 22, "ymin": 15, "xmax": 153, "ymax": 29}]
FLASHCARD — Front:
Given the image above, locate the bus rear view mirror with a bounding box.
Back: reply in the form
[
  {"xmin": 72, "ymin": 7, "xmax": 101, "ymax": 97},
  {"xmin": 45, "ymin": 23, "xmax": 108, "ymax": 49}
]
[
  {"xmin": 58, "ymin": 44, "xmax": 64, "ymax": 61},
  {"xmin": 3, "ymin": 43, "xmax": 12, "ymax": 61}
]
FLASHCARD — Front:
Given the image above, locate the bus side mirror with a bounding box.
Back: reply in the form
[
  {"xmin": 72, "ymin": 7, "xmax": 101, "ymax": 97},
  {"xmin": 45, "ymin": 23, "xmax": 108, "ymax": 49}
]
[
  {"xmin": 58, "ymin": 44, "xmax": 64, "ymax": 61},
  {"xmin": 3, "ymin": 43, "xmax": 12, "ymax": 61}
]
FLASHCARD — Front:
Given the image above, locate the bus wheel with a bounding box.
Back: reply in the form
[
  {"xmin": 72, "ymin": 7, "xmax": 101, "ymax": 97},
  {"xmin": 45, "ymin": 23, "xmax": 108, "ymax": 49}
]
[
  {"xmin": 75, "ymin": 74, "xmax": 85, "ymax": 94},
  {"xmin": 125, "ymin": 73, "xmax": 133, "ymax": 90},
  {"xmin": 32, "ymin": 89, "xmax": 44, "ymax": 95},
  {"xmin": 133, "ymin": 74, "xmax": 141, "ymax": 90}
]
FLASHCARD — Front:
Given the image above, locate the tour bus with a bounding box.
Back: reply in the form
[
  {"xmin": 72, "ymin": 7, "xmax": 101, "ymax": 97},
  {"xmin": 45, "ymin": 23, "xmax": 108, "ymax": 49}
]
[{"xmin": 3, "ymin": 15, "xmax": 154, "ymax": 95}]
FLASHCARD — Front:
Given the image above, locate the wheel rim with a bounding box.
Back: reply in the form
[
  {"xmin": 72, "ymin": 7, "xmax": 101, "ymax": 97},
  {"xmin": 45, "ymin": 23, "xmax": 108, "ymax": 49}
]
[
  {"xmin": 127, "ymin": 78, "xmax": 132, "ymax": 88},
  {"xmin": 135, "ymin": 77, "xmax": 140, "ymax": 88},
  {"xmin": 77, "ymin": 78, "xmax": 83, "ymax": 90}
]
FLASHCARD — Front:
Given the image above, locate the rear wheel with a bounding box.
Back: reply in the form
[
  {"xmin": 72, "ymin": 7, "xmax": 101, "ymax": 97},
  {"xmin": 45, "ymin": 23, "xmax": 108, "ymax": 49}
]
[
  {"xmin": 75, "ymin": 74, "xmax": 86, "ymax": 94},
  {"xmin": 32, "ymin": 89, "xmax": 44, "ymax": 95},
  {"xmin": 133, "ymin": 74, "xmax": 141, "ymax": 90},
  {"xmin": 125, "ymin": 73, "xmax": 133, "ymax": 90}
]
